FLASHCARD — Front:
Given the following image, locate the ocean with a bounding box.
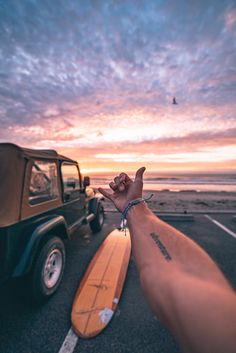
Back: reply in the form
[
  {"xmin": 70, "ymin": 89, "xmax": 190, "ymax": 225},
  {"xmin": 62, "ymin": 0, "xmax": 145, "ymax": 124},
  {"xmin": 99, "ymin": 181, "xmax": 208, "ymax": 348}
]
[{"xmin": 90, "ymin": 173, "xmax": 236, "ymax": 192}]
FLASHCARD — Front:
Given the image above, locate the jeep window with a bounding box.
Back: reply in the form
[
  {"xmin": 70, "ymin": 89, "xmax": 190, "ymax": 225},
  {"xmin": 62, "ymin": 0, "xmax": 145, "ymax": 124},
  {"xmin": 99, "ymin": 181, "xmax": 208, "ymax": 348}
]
[
  {"xmin": 61, "ymin": 163, "xmax": 81, "ymax": 202},
  {"xmin": 29, "ymin": 161, "xmax": 59, "ymax": 205}
]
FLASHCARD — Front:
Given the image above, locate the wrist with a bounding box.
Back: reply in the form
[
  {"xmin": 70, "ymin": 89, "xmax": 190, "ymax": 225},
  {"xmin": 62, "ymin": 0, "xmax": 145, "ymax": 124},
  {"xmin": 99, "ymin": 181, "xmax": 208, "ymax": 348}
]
[
  {"xmin": 126, "ymin": 202, "xmax": 150, "ymax": 221},
  {"xmin": 119, "ymin": 194, "xmax": 154, "ymax": 231}
]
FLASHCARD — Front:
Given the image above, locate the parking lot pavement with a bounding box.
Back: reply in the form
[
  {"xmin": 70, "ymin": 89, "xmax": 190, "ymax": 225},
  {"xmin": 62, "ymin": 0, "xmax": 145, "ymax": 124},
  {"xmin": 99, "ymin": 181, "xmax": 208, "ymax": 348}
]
[
  {"xmin": 205, "ymin": 213, "xmax": 236, "ymax": 234},
  {"xmin": 0, "ymin": 212, "xmax": 235, "ymax": 353},
  {"xmin": 169, "ymin": 213, "xmax": 236, "ymax": 289}
]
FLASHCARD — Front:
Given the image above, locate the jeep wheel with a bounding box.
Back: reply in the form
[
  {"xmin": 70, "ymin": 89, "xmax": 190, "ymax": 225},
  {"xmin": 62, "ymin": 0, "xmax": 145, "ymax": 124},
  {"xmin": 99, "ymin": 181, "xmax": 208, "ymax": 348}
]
[
  {"xmin": 31, "ymin": 236, "xmax": 65, "ymax": 303},
  {"xmin": 90, "ymin": 203, "xmax": 104, "ymax": 233}
]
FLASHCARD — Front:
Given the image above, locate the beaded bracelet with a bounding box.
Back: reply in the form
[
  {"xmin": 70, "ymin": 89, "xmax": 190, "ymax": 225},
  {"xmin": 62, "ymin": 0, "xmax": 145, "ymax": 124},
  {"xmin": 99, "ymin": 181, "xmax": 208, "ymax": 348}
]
[{"xmin": 120, "ymin": 194, "xmax": 153, "ymax": 235}]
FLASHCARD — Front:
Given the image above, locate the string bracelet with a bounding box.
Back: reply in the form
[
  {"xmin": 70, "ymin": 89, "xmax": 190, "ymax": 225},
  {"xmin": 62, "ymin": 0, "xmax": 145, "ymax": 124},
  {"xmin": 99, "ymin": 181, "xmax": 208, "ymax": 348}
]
[{"xmin": 120, "ymin": 194, "xmax": 154, "ymax": 235}]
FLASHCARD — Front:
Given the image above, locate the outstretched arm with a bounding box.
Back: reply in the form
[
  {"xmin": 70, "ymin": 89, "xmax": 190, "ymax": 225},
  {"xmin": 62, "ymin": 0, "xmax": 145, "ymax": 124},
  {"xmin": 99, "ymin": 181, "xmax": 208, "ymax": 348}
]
[{"xmin": 99, "ymin": 168, "xmax": 236, "ymax": 353}]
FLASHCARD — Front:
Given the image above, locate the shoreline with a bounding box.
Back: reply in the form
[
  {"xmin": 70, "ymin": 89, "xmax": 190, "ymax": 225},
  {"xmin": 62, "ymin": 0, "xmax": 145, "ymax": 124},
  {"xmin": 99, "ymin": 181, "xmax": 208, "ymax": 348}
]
[
  {"xmin": 92, "ymin": 184, "xmax": 236, "ymax": 193},
  {"xmin": 142, "ymin": 189, "xmax": 236, "ymax": 195},
  {"xmin": 94, "ymin": 188, "xmax": 236, "ymax": 213}
]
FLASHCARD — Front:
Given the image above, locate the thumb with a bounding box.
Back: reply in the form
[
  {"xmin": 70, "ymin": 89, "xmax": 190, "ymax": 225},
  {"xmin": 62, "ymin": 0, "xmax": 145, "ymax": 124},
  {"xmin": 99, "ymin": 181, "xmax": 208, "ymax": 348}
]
[{"xmin": 135, "ymin": 167, "xmax": 146, "ymax": 182}]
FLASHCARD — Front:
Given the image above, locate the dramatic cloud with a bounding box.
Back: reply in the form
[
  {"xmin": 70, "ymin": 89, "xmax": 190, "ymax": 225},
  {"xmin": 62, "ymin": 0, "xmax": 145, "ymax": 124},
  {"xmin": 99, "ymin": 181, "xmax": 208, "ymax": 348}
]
[{"xmin": 0, "ymin": 0, "xmax": 235, "ymax": 173}]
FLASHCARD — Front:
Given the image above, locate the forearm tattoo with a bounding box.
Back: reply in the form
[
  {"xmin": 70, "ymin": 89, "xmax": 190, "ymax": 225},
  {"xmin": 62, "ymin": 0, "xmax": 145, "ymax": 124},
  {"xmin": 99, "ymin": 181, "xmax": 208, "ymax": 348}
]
[{"xmin": 150, "ymin": 232, "xmax": 172, "ymax": 261}]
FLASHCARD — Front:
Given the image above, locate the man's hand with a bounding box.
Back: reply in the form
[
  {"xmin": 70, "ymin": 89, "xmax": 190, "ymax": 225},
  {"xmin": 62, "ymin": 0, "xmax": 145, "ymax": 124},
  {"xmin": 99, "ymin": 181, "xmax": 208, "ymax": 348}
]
[{"xmin": 98, "ymin": 167, "xmax": 146, "ymax": 212}]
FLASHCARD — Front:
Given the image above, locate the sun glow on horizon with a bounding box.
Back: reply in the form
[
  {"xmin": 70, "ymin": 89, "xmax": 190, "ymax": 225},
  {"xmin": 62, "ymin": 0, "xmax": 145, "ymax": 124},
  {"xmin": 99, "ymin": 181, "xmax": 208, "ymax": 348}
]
[{"xmin": 1, "ymin": 1, "xmax": 236, "ymax": 174}]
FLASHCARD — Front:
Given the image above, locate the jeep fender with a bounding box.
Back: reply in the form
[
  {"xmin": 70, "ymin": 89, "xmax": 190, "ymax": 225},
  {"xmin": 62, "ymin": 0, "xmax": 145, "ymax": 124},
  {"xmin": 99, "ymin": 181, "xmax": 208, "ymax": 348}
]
[
  {"xmin": 88, "ymin": 197, "xmax": 101, "ymax": 215},
  {"xmin": 13, "ymin": 216, "xmax": 69, "ymax": 277}
]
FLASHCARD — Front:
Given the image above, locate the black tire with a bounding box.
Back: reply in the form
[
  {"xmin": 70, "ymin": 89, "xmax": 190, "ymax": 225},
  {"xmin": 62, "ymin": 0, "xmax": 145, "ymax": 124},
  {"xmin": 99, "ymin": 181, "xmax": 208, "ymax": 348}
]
[
  {"xmin": 30, "ymin": 236, "xmax": 65, "ymax": 303},
  {"xmin": 90, "ymin": 203, "xmax": 104, "ymax": 233}
]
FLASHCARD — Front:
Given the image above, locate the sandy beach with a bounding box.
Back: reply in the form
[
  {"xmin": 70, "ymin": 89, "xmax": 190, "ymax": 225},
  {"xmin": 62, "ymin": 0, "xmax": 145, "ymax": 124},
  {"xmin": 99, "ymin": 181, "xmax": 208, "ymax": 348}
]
[{"xmin": 96, "ymin": 189, "xmax": 236, "ymax": 213}]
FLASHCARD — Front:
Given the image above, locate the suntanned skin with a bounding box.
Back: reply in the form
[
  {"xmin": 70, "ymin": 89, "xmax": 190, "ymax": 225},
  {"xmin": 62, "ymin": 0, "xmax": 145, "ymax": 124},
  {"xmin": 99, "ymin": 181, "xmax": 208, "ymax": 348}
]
[{"xmin": 99, "ymin": 167, "xmax": 236, "ymax": 353}]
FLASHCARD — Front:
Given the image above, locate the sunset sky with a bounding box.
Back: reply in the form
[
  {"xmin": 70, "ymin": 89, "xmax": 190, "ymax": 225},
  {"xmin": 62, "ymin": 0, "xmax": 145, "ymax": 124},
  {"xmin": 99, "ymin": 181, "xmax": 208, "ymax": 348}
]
[{"xmin": 0, "ymin": 0, "xmax": 236, "ymax": 175}]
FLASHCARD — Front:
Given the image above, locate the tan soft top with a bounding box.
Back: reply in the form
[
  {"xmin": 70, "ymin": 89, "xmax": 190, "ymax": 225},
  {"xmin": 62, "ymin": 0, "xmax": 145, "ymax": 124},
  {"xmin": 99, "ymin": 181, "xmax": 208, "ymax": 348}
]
[
  {"xmin": 0, "ymin": 143, "xmax": 77, "ymax": 227},
  {"xmin": 0, "ymin": 143, "xmax": 76, "ymax": 163}
]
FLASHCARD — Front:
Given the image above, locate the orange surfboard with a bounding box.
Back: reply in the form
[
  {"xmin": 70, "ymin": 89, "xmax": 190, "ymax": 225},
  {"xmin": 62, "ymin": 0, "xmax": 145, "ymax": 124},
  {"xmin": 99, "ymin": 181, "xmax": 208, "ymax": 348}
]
[{"xmin": 71, "ymin": 228, "xmax": 131, "ymax": 338}]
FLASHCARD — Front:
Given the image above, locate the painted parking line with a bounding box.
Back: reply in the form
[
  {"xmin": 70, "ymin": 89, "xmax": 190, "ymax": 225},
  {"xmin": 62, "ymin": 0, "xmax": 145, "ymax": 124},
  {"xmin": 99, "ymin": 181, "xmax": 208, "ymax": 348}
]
[
  {"xmin": 58, "ymin": 327, "xmax": 78, "ymax": 353},
  {"xmin": 205, "ymin": 215, "xmax": 236, "ymax": 239}
]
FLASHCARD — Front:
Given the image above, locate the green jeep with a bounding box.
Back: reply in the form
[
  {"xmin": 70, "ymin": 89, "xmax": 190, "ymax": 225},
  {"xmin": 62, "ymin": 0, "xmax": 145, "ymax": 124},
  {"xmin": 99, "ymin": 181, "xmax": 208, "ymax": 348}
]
[{"xmin": 0, "ymin": 143, "xmax": 104, "ymax": 302}]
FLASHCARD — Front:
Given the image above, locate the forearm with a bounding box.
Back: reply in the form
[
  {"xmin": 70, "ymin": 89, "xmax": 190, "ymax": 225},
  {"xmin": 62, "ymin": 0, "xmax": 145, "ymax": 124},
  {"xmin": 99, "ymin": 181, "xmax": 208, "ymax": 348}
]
[
  {"xmin": 127, "ymin": 202, "xmax": 231, "ymax": 288},
  {"xmin": 127, "ymin": 203, "xmax": 236, "ymax": 353}
]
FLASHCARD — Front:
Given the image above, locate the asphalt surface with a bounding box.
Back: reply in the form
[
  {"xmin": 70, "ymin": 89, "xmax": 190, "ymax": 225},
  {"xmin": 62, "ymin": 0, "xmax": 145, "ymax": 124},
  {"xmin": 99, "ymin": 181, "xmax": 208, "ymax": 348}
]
[{"xmin": 0, "ymin": 212, "xmax": 236, "ymax": 353}]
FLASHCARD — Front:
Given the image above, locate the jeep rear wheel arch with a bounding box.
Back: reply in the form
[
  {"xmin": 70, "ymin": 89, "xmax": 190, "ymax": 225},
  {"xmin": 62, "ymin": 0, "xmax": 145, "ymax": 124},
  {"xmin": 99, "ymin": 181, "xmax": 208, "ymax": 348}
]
[{"xmin": 13, "ymin": 216, "xmax": 69, "ymax": 278}]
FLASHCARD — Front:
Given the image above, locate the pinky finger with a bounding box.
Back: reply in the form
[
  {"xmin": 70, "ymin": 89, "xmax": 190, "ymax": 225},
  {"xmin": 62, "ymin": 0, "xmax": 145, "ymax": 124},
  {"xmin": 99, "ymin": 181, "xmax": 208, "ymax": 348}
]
[{"xmin": 98, "ymin": 187, "xmax": 114, "ymax": 201}]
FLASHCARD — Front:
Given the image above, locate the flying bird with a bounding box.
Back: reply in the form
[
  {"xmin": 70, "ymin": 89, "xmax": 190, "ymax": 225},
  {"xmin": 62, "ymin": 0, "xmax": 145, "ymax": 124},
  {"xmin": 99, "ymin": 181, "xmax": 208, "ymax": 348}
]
[{"xmin": 172, "ymin": 97, "xmax": 178, "ymax": 105}]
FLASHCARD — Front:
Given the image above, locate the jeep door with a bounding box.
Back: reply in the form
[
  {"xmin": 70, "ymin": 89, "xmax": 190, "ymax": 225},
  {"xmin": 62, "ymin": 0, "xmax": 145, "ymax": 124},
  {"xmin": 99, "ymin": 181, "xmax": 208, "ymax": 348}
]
[{"xmin": 60, "ymin": 163, "xmax": 86, "ymax": 227}]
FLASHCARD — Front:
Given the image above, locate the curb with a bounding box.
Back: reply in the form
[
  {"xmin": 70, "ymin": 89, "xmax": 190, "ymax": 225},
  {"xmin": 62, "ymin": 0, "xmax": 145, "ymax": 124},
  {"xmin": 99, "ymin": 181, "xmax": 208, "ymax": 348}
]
[
  {"xmin": 104, "ymin": 209, "xmax": 236, "ymax": 215},
  {"xmin": 156, "ymin": 214, "xmax": 194, "ymax": 222}
]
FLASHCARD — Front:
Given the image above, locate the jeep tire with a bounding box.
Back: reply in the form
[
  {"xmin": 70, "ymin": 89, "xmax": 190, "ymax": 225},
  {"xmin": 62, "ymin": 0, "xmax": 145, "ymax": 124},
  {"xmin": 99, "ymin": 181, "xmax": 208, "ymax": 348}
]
[
  {"xmin": 31, "ymin": 236, "xmax": 65, "ymax": 303},
  {"xmin": 90, "ymin": 203, "xmax": 104, "ymax": 233}
]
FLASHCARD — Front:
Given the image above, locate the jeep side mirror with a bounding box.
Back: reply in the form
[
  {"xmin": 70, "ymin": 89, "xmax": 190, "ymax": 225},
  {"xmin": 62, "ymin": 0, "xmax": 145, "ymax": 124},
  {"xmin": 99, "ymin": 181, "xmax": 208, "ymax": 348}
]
[{"xmin": 83, "ymin": 176, "xmax": 90, "ymax": 187}]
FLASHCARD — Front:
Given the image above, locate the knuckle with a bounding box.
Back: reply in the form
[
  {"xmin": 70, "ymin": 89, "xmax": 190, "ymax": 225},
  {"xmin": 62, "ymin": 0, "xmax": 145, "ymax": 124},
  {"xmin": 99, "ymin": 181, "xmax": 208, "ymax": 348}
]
[
  {"xmin": 110, "ymin": 182, "xmax": 117, "ymax": 190},
  {"xmin": 119, "ymin": 173, "xmax": 126, "ymax": 181},
  {"xmin": 118, "ymin": 183, "xmax": 125, "ymax": 191},
  {"xmin": 114, "ymin": 177, "xmax": 120, "ymax": 184}
]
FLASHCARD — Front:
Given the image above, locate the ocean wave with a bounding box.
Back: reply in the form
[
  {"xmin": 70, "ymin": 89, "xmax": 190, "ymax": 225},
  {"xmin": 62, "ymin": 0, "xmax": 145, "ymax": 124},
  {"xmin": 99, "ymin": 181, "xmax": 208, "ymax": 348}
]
[{"xmin": 90, "ymin": 174, "xmax": 236, "ymax": 192}]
